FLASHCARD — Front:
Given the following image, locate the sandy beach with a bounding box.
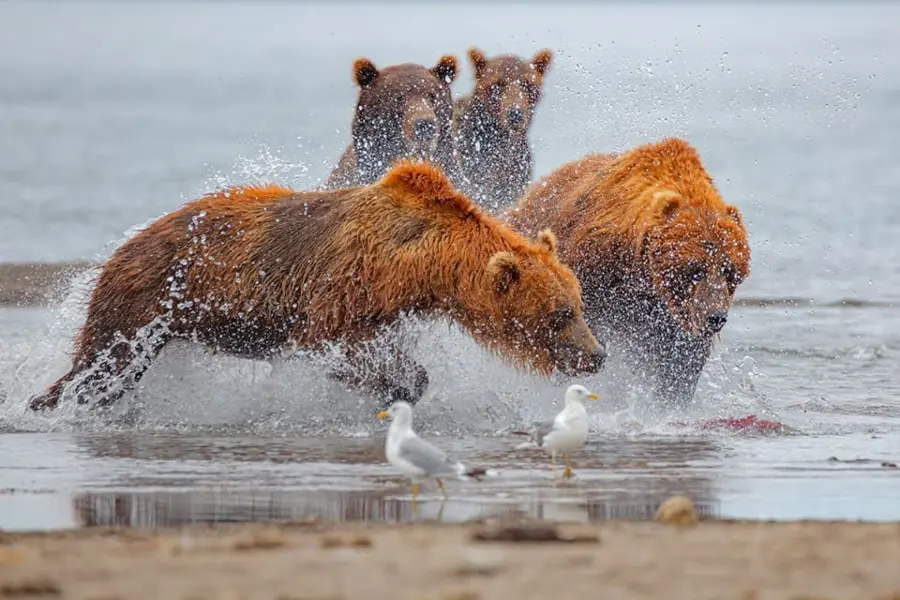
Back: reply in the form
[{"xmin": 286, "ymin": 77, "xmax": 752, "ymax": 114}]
[{"xmin": 1, "ymin": 516, "xmax": 899, "ymax": 600}]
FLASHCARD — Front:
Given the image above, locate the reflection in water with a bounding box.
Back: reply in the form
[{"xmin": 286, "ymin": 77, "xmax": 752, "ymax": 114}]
[
  {"xmin": 70, "ymin": 431, "xmax": 724, "ymax": 471},
  {"xmin": 72, "ymin": 489, "xmax": 721, "ymax": 528},
  {"xmin": 62, "ymin": 433, "xmax": 723, "ymax": 528},
  {"xmin": 0, "ymin": 431, "xmax": 732, "ymax": 529},
  {"xmin": 73, "ymin": 432, "xmax": 387, "ymax": 465}
]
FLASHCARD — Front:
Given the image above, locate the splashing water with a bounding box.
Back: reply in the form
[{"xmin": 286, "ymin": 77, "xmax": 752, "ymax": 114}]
[{"xmin": 0, "ymin": 147, "xmax": 772, "ymax": 438}]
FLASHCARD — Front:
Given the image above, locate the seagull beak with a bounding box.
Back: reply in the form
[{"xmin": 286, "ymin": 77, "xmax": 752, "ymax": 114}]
[
  {"xmin": 376, "ymin": 410, "xmax": 390, "ymax": 420},
  {"xmin": 587, "ymin": 392, "xmax": 600, "ymax": 400}
]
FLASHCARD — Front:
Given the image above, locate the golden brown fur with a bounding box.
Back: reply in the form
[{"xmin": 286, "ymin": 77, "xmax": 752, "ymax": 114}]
[
  {"xmin": 30, "ymin": 162, "xmax": 605, "ymax": 412},
  {"xmin": 507, "ymin": 137, "xmax": 750, "ymax": 403}
]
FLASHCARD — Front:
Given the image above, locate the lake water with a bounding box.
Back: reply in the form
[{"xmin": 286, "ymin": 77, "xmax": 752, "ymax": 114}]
[{"xmin": 0, "ymin": 0, "xmax": 898, "ymax": 531}]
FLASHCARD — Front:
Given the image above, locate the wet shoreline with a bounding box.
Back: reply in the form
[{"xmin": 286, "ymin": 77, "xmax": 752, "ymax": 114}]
[
  {"xmin": 1, "ymin": 518, "xmax": 899, "ymax": 599},
  {"xmin": 1, "ymin": 431, "xmax": 897, "ymax": 532},
  {"xmin": 0, "ymin": 262, "xmax": 96, "ymax": 306}
]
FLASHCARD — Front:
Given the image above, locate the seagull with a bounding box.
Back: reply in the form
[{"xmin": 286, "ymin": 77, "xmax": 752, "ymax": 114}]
[
  {"xmin": 377, "ymin": 401, "xmax": 493, "ymax": 505},
  {"xmin": 514, "ymin": 384, "xmax": 600, "ymax": 480}
]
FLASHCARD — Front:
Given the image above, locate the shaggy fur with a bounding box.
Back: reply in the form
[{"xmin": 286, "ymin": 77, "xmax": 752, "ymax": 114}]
[
  {"xmin": 506, "ymin": 137, "xmax": 751, "ymax": 404},
  {"xmin": 29, "ymin": 162, "xmax": 606, "ymax": 412},
  {"xmin": 324, "ymin": 55, "xmax": 459, "ymax": 190},
  {"xmin": 452, "ymin": 47, "xmax": 553, "ymax": 213}
]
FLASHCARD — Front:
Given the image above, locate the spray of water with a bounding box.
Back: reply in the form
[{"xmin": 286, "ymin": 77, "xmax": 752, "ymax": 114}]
[{"xmin": 0, "ymin": 147, "xmax": 771, "ymax": 437}]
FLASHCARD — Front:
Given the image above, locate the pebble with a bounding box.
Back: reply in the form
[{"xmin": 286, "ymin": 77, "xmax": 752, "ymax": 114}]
[{"xmin": 654, "ymin": 496, "xmax": 699, "ymax": 526}]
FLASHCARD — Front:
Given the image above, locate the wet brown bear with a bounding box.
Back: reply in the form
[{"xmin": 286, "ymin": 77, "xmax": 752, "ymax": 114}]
[
  {"xmin": 506, "ymin": 138, "xmax": 751, "ymax": 405},
  {"xmin": 323, "ymin": 55, "xmax": 459, "ymax": 190},
  {"xmin": 29, "ymin": 162, "xmax": 606, "ymax": 413},
  {"xmin": 452, "ymin": 47, "xmax": 553, "ymax": 213}
]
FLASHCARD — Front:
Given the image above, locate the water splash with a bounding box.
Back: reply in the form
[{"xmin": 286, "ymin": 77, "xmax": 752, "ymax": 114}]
[{"xmin": 0, "ymin": 147, "xmax": 775, "ymax": 438}]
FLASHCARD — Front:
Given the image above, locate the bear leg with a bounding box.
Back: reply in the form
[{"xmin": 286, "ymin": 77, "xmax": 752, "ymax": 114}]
[
  {"xmin": 27, "ymin": 331, "xmax": 170, "ymax": 412},
  {"xmin": 386, "ymin": 363, "xmax": 429, "ymax": 407},
  {"xmin": 327, "ymin": 343, "xmax": 430, "ymax": 409},
  {"xmin": 90, "ymin": 334, "xmax": 169, "ymax": 408},
  {"xmin": 27, "ymin": 373, "xmax": 71, "ymax": 412},
  {"xmin": 646, "ymin": 333, "xmax": 710, "ymax": 406}
]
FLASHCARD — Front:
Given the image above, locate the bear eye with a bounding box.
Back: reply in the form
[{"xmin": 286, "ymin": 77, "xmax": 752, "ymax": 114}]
[
  {"xmin": 724, "ymin": 266, "xmax": 742, "ymax": 290},
  {"xmin": 685, "ymin": 264, "xmax": 705, "ymax": 286},
  {"xmin": 548, "ymin": 306, "xmax": 575, "ymax": 332},
  {"xmin": 522, "ymin": 82, "xmax": 539, "ymax": 103}
]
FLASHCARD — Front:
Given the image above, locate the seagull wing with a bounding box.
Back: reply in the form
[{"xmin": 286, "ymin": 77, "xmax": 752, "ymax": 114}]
[
  {"xmin": 397, "ymin": 434, "xmax": 459, "ymax": 477},
  {"xmin": 530, "ymin": 419, "xmax": 559, "ymax": 447}
]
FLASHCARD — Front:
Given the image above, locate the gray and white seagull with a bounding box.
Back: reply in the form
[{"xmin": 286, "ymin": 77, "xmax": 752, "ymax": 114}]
[
  {"xmin": 514, "ymin": 384, "xmax": 601, "ymax": 480},
  {"xmin": 377, "ymin": 401, "xmax": 494, "ymax": 505}
]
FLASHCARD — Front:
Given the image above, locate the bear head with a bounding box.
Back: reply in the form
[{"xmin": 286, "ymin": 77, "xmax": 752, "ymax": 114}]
[
  {"xmin": 643, "ymin": 190, "xmax": 751, "ymax": 339},
  {"xmin": 466, "ymin": 47, "xmax": 553, "ymax": 136},
  {"xmin": 482, "ymin": 228, "xmax": 606, "ymax": 377},
  {"xmin": 378, "ymin": 161, "xmax": 606, "ymax": 378},
  {"xmin": 350, "ymin": 55, "xmax": 458, "ymax": 180}
]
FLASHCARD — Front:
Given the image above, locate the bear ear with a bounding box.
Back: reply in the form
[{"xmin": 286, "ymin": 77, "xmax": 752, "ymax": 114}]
[
  {"xmin": 468, "ymin": 47, "xmax": 488, "ymax": 79},
  {"xmin": 531, "ymin": 49, "xmax": 553, "ymax": 76},
  {"xmin": 431, "ymin": 55, "xmax": 458, "ymax": 85},
  {"xmin": 353, "ymin": 58, "xmax": 379, "ymax": 88},
  {"xmin": 536, "ymin": 228, "xmax": 558, "ymax": 254},
  {"xmin": 488, "ymin": 251, "xmax": 521, "ymax": 295},
  {"xmin": 726, "ymin": 204, "xmax": 744, "ymax": 227},
  {"xmin": 651, "ymin": 190, "xmax": 681, "ymax": 221}
]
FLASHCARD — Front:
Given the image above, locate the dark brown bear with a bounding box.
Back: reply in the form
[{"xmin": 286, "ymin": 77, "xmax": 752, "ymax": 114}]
[
  {"xmin": 323, "ymin": 55, "xmax": 459, "ymax": 189},
  {"xmin": 29, "ymin": 162, "xmax": 606, "ymax": 413},
  {"xmin": 451, "ymin": 47, "xmax": 553, "ymax": 213}
]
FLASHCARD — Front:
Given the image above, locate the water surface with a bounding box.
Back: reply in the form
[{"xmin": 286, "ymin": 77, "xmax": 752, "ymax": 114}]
[{"xmin": 1, "ymin": 0, "xmax": 898, "ymax": 530}]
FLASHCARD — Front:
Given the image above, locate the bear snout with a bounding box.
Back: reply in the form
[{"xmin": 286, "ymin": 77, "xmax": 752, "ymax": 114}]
[
  {"xmin": 413, "ymin": 118, "xmax": 437, "ymax": 143},
  {"xmin": 506, "ymin": 106, "xmax": 525, "ymax": 129},
  {"xmin": 705, "ymin": 310, "xmax": 728, "ymax": 333},
  {"xmin": 586, "ymin": 344, "xmax": 607, "ymax": 372},
  {"xmin": 569, "ymin": 343, "xmax": 606, "ymax": 374},
  {"xmin": 553, "ymin": 344, "xmax": 606, "ymax": 376},
  {"xmin": 550, "ymin": 322, "xmax": 606, "ymax": 375},
  {"xmin": 404, "ymin": 98, "xmax": 439, "ymax": 148}
]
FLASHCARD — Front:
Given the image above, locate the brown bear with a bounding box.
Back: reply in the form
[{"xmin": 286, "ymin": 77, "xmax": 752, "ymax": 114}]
[
  {"xmin": 323, "ymin": 55, "xmax": 459, "ymax": 190},
  {"xmin": 29, "ymin": 161, "xmax": 606, "ymax": 413},
  {"xmin": 506, "ymin": 137, "xmax": 751, "ymax": 405},
  {"xmin": 451, "ymin": 47, "xmax": 553, "ymax": 213}
]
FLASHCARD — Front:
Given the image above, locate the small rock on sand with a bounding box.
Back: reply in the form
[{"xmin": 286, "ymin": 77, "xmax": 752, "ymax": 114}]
[{"xmin": 654, "ymin": 496, "xmax": 699, "ymax": 526}]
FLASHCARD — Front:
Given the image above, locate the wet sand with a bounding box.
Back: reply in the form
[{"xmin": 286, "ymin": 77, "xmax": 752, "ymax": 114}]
[
  {"xmin": 1, "ymin": 517, "xmax": 899, "ymax": 599},
  {"xmin": 0, "ymin": 262, "xmax": 95, "ymax": 306}
]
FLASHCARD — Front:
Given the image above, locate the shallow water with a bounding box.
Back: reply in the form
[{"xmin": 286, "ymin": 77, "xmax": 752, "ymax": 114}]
[
  {"xmin": 1, "ymin": 0, "xmax": 899, "ymax": 530},
  {"xmin": 1, "ymin": 300, "xmax": 898, "ymax": 531},
  {"xmin": 1, "ymin": 430, "xmax": 897, "ymax": 532}
]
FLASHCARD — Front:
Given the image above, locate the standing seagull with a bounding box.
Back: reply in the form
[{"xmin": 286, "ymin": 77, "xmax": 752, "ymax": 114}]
[
  {"xmin": 377, "ymin": 401, "xmax": 492, "ymax": 505},
  {"xmin": 515, "ymin": 384, "xmax": 600, "ymax": 480}
]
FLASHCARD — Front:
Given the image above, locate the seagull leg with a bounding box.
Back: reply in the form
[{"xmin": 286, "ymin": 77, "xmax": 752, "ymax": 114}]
[
  {"xmin": 562, "ymin": 454, "xmax": 574, "ymax": 479},
  {"xmin": 436, "ymin": 478, "xmax": 448, "ymax": 500},
  {"xmin": 411, "ymin": 482, "xmax": 420, "ymax": 514}
]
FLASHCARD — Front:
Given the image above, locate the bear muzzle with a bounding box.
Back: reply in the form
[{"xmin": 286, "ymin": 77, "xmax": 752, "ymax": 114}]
[
  {"xmin": 506, "ymin": 107, "xmax": 526, "ymax": 131},
  {"xmin": 413, "ymin": 118, "xmax": 437, "ymax": 143},
  {"xmin": 549, "ymin": 322, "xmax": 607, "ymax": 376},
  {"xmin": 705, "ymin": 310, "xmax": 728, "ymax": 334},
  {"xmin": 403, "ymin": 99, "xmax": 440, "ymax": 152}
]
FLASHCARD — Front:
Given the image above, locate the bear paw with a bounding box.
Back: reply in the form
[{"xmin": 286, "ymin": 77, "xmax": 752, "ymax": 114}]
[{"xmin": 383, "ymin": 367, "xmax": 429, "ymax": 408}]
